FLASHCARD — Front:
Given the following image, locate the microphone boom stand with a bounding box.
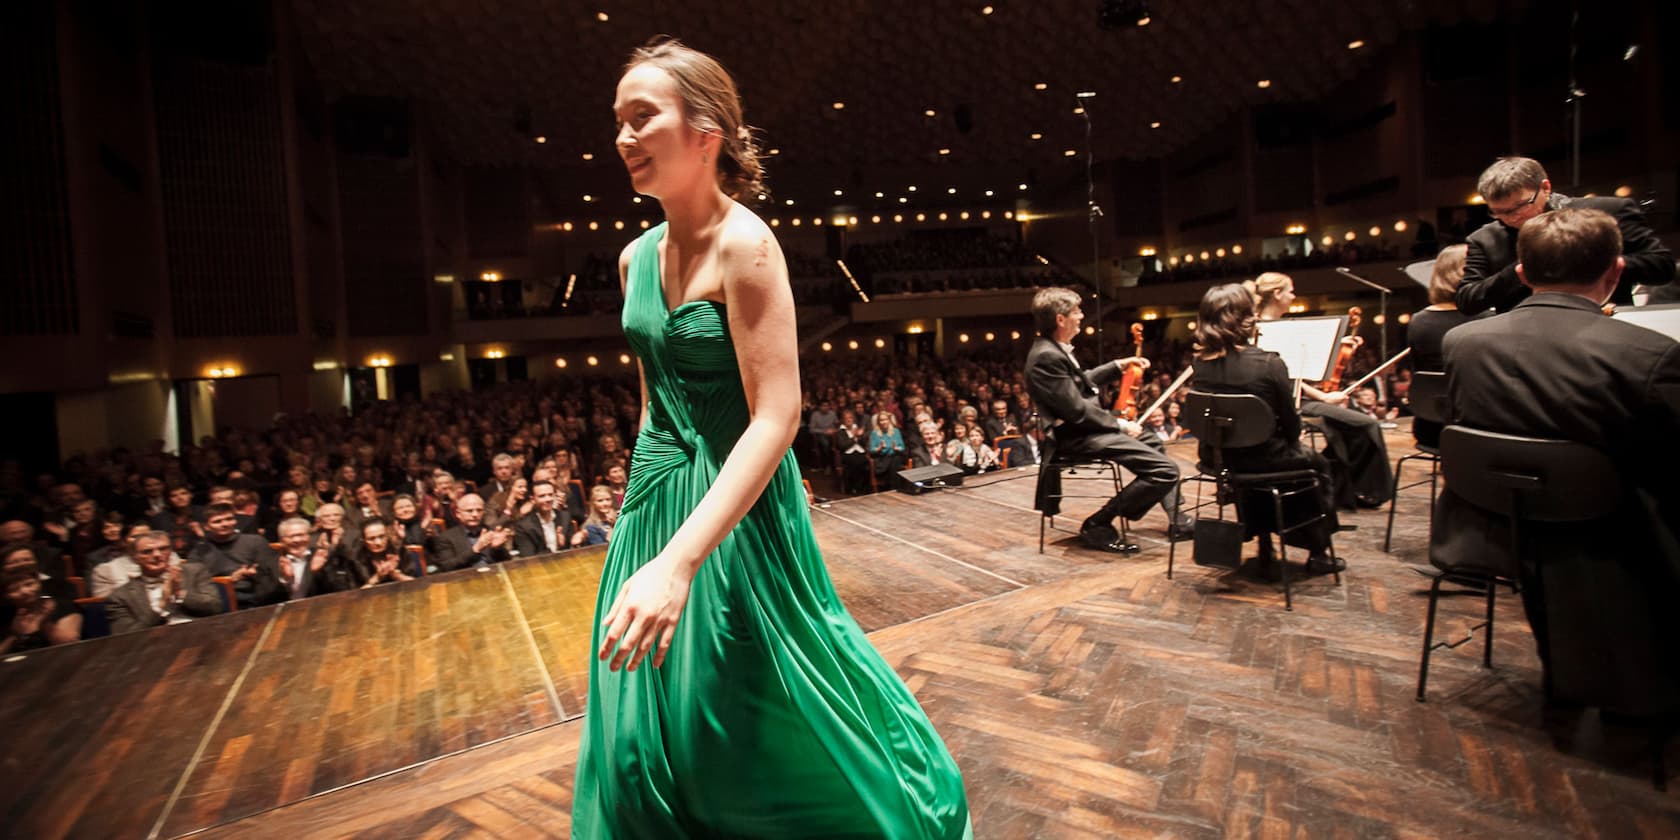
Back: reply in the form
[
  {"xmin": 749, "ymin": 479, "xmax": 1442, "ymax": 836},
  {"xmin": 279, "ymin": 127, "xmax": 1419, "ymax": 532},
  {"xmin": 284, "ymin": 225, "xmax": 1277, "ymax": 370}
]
[
  {"xmin": 1077, "ymin": 93, "xmax": 1103, "ymax": 361},
  {"xmin": 1335, "ymin": 266, "xmax": 1393, "ymax": 367}
]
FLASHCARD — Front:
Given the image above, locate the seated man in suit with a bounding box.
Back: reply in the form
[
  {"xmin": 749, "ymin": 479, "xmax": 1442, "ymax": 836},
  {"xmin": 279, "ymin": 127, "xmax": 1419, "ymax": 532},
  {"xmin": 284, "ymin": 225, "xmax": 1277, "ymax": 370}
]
[
  {"xmin": 427, "ymin": 493, "xmax": 513, "ymax": 572},
  {"xmin": 107, "ymin": 532, "xmax": 224, "ymax": 634},
  {"xmin": 273, "ymin": 516, "xmax": 327, "ymax": 601},
  {"xmin": 1456, "ymin": 156, "xmax": 1674, "ymax": 315},
  {"xmin": 1024, "ymin": 287, "xmax": 1190, "ymax": 552},
  {"xmin": 514, "ymin": 479, "xmax": 577, "ymax": 557},
  {"xmin": 1440, "ymin": 207, "xmax": 1680, "ymax": 714},
  {"xmin": 189, "ymin": 503, "xmax": 285, "ymax": 609}
]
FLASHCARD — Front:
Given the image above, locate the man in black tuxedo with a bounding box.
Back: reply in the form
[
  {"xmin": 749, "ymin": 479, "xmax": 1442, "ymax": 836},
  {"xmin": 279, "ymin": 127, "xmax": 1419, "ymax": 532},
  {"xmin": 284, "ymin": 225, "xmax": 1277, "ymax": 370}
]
[
  {"xmin": 514, "ymin": 480, "xmax": 575, "ymax": 557},
  {"xmin": 1456, "ymin": 156, "xmax": 1674, "ymax": 315},
  {"xmin": 1439, "ymin": 207, "xmax": 1680, "ymax": 714},
  {"xmin": 1024, "ymin": 288, "xmax": 1189, "ymax": 553},
  {"xmin": 427, "ymin": 493, "xmax": 512, "ymax": 571}
]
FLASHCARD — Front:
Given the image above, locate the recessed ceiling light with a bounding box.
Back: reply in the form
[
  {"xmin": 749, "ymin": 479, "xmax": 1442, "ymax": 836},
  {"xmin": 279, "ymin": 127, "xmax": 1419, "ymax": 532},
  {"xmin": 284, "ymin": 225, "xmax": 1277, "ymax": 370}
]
[
  {"xmin": 832, "ymin": 101, "xmax": 845, "ymax": 110},
  {"xmin": 947, "ymin": 187, "xmax": 956, "ymax": 194},
  {"xmin": 1030, "ymin": 132, "xmax": 1042, "ymax": 140},
  {"xmin": 1018, "ymin": 183, "xmax": 1028, "ymax": 190},
  {"xmin": 582, "ymin": 194, "xmax": 593, "ymax": 202},
  {"xmin": 768, "ymin": 148, "xmax": 780, "ymax": 155},
  {"xmin": 596, "ymin": 11, "xmax": 608, "ymax": 22},
  {"xmin": 1347, "ymin": 39, "xmax": 1365, "ymax": 50},
  {"xmin": 1034, "ymin": 82, "xmax": 1048, "ymax": 90},
  {"xmin": 1136, "ymin": 15, "xmax": 1150, "ymax": 27},
  {"xmin": 1149, "ymin": 121, "xmax": 1161, "ymax": 129},
  {"xmin": 833, "ymin": 189, "xmax": 843, "ymax": 196},
  {"xmin": 875, "ymin": 191, "xmax": 885, "ymax": 198},
  {"xmin": 784, "ymin": 199, "xmax": 794, "ymax": 205},
  {"xmin": 632, "ymin": 196, "xmax": 642, "ymax": 203},
  {"xmin": 1170, "ymin": 75, "xmax": 1183, "ymax": 84},
  {"xmin": 907, "ymin": 185, "xmax": 917, "ymax": 192},
  {"xmin": 925, "ymin": 109, "xmax": 937, "ymax": 117},
  {"xmin": 981, "ymin": 5, "xmax": 994, "ymax": 14},
  {"xmin": 580, "ymin": 152, "xmax": 592, "ymax": 160},
  {"xmin": 1072, "ymin": 107, "xmax": 1084, "ymax": 114},
  {"xmin": 534, "ymin": 136, "xmax": 547, "ymax": 144},
  {"xmin": 1257, "ymin": 79, "xmax": 1271, "ymax": 88},
  {"xmin": 938, "ymin": 148, "xmax": 951, "ymax": 155},
  {"xmin": 1064, "ymin": 149, "xmax": 1077, "ymax": 156},
  {"xmin": 898, "ymin": 196, "xmax": 908, "ymax": 203},
  {"xmin": 984, "ymin": 189, "xmax": 994, "ymax": 196}
]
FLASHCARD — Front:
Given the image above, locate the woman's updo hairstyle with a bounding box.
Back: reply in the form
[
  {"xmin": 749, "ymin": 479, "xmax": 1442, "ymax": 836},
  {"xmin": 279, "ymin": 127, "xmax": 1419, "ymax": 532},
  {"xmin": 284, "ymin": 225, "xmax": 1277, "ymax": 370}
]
[{"xmin": 626, "ymin": 36, "xmax": 767, "ymax": 204}]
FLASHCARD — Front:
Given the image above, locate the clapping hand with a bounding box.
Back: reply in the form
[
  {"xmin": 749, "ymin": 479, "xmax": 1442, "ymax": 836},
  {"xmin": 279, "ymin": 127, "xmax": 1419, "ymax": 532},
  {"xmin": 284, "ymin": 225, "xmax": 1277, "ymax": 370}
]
[{"xmin": 598, "ymin": 554, "xmax": 692, "ymax": 672}]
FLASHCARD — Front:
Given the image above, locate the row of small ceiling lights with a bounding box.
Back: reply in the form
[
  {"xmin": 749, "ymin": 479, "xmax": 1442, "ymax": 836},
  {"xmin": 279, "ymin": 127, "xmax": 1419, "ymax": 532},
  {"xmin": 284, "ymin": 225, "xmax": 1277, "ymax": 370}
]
[
  {"xmin": 551, "ymin": 208, "xmax": 1019, "ymax": 233},
  {"xmin": 820, "ymin": 330, "xmax": 1025, "ymax": 352}
]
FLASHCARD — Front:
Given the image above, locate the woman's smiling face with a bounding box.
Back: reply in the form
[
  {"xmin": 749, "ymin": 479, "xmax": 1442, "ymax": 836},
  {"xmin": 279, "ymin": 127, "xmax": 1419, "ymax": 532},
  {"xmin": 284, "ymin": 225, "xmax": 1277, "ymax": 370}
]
[{"xmin": 614, "ymin": 63, "xmax": 712, "ymax": 200}]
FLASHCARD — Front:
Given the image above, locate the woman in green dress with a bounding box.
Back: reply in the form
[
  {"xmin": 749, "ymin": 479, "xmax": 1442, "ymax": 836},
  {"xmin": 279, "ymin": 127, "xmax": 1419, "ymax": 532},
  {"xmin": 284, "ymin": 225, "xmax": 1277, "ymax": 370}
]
[{"xmin": 570, "ymin": 37, "xmax": 971, "ymax": 838}]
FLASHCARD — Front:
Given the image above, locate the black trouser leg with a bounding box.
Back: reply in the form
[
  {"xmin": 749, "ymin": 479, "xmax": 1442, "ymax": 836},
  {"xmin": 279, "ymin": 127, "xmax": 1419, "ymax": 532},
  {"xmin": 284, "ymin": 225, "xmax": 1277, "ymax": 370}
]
[{"xmin": 1063, "ymin": 430, "xmax": 1180, "ymax": 529}]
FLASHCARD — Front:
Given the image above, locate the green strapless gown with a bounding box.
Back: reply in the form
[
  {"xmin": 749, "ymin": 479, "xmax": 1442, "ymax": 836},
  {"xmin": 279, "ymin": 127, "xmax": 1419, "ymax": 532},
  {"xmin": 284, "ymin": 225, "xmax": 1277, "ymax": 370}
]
[{"xmin": 571, "ymin": 224, "xmax": 971, "ymax": 838}]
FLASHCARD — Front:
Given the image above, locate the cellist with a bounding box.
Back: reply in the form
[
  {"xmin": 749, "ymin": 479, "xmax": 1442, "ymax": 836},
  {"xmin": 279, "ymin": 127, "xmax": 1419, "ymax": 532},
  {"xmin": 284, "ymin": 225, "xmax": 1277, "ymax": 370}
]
[{"xmin": 1247, "ymin": 272, "xmax": 1393, "ymax": 509}]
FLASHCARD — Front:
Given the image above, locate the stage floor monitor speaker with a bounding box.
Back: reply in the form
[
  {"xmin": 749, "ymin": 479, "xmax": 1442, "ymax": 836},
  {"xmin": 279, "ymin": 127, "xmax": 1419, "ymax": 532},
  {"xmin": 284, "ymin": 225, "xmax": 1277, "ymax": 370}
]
[{"xmin": 895, "ymin": 463, "xmax": 965, "ymax": 495}]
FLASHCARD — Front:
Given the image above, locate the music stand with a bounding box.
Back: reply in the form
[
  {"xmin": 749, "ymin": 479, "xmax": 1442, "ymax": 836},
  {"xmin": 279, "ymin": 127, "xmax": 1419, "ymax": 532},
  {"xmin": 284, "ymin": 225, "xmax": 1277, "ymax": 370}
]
[
  {"xmin": 1611, "ymin": 302, "xmax": 1680, "ymax": 340},
  {"xmin": 1401, "ymin": 260, "xmax": 1435, "ymax": 289},
  {"xmin": 1255, "ymin": 315, "xmax": 1349, "ymax": 383}
]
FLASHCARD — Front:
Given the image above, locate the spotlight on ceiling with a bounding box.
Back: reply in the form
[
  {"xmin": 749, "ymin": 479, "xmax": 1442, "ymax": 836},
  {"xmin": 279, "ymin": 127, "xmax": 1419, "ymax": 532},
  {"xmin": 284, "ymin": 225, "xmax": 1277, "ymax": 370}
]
[{"xmin": 1097, "ymin": 0, "xmax": 1151, "ymax": 31}]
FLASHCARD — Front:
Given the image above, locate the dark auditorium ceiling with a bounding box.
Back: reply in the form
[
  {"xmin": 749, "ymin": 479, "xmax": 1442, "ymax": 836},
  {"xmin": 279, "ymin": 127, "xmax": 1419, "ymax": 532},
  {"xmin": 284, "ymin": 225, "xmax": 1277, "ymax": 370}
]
[{"xmin": 288, "ymin": 0, "xmax": 1518, "ymax": 177}]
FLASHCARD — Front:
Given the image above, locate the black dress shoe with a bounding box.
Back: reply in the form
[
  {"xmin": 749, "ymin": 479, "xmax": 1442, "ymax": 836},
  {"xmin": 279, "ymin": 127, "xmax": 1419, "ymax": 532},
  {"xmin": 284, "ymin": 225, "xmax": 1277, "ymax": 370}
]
[
  {"xmin": 1305, "ymin": 553, "xmax": 1346, "ymax": 574},
  {"xmin": 1079, "ymin": 528, "xmax": 1139, "ymax": 554},
  {"xmin": 1167, "ymin": 518, "xmax": 1195, "ymax": 542}
]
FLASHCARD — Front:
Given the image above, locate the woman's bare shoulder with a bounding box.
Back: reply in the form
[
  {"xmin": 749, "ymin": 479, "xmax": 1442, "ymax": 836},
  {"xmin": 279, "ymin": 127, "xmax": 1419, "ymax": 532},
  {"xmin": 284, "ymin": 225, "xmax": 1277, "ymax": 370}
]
[{"xmin": 717, "ymin": 205, "xmax": 783, "ymax": 277}]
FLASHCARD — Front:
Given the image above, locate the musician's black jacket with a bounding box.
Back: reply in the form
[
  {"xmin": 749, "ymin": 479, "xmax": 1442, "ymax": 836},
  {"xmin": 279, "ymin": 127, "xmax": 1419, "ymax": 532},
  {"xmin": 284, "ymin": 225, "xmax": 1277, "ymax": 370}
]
[{"xmin": 1456, "ymin": 194, "xmax": 1674, "ymax": 315}]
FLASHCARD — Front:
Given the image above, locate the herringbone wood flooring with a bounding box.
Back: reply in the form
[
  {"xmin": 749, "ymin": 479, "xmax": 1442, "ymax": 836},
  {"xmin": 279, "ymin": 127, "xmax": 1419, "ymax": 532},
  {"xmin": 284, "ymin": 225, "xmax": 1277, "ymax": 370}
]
[{"xmin": 199, "ymin": 428, "xmax": 1680, "ymax": 839}]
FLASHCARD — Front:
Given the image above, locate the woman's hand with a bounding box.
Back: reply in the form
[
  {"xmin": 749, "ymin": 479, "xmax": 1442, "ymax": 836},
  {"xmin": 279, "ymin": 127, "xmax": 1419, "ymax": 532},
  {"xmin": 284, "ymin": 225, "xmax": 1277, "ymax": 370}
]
[{"xmin": 598, "ymin": 555, "xmax": 694, "ymax": 672}]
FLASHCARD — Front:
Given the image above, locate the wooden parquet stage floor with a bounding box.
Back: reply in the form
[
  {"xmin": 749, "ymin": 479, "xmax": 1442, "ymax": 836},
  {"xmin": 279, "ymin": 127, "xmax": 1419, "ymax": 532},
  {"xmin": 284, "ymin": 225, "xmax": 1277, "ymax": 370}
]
[{"xmin": 5, "ymin": 424, "xmax": 1677, "ymax": 838}]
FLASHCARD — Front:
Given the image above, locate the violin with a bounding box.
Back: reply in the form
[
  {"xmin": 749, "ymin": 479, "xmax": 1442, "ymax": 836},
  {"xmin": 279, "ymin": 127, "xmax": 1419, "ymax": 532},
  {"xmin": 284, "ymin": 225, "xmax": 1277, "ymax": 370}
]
[
  {"xmin": 1112, "ymin": 323, "xmax": 1147, "ymax": 419},
  {"xmin": 1318, "ymin": 306, "xmax": 1362, "ymax": 392}
]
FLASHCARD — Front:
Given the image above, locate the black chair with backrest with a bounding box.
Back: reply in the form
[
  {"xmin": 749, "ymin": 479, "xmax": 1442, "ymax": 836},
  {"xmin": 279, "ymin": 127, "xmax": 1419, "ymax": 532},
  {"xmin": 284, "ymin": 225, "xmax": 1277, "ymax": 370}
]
[
  {"xmin": 1168, "ymin": 391, "xmax": 1339, "ymax": 610},
  {"xmin": 1417, "ymin": 425, "xmax": 1622, "ymax": 704},
  {"xmin": 1033, "ymin": 408, "xmax": 1132, "ymax": 554},
  {"xmin": 1384, "ymin": 370, "xmax": 1448, "ymax": 551},
  {"xmin": 1419, "ymin": 425, "xmax": 1675, "ymax": 789}
]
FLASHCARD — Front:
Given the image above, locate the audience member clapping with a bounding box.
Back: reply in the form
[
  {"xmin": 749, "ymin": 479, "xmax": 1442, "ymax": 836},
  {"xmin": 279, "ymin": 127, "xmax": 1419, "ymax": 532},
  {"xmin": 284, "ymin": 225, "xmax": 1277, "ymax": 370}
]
[
  {"xmin": 427, "ymin": 493, "xmax": 512, "ymax": 571},
  {"xmin": 1, "ymin": 554, "xmax": 81, "ymax": 653},
  {"xmin": 106, "ymin": 532, "xmax": 223, "ymax": 634},
  {"xmin": 581, "ymin": 485, "xmax": 618, "ymax": 546}
]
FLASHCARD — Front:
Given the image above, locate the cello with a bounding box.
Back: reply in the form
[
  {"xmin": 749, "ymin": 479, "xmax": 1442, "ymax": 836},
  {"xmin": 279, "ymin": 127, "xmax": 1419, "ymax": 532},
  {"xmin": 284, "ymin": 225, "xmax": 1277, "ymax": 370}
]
[
  {"xmin": 1112, "ymin": 322, "xmax": 1147, "ymax": 419},
  {"xmin": 1318, "ymin": 306, "xmax": 1362, "ymax": 393}
]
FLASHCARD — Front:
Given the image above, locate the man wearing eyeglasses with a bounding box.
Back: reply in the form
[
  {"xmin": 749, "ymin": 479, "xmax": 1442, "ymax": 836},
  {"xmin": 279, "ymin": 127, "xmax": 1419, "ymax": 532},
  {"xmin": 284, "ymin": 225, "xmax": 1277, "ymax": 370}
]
[{"xmin": 1456, "ymin": 156, "xmax": 1673, "ymax": 315}]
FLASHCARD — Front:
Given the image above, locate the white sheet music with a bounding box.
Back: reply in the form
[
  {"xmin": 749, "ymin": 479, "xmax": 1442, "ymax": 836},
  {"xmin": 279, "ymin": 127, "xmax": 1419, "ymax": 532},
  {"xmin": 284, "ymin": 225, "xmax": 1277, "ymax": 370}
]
[
  {"xmin": 1254, "ymin": 316, "xmax": 1349, "ymax": 382},
  {"xmin": 1611, "ymin": 303, "xmax": 1680, "ymax": 340}
]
